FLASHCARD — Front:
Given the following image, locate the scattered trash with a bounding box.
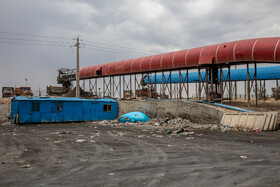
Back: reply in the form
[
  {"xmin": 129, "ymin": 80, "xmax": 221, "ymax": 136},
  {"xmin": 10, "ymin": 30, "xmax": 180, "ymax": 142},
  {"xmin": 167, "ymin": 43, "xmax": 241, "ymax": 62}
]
[
  {"xmin": 90, "ymin": 136, "xmax": 95, "ymax": 139},
  {"xmin": 211, "ymin": 125, "xmax": 219, "ymax": 130},
  {"xmin": 54, "ymin": 140, "xmax": 61, "ymax": 144},
  {"xmin": 76, "ymin": 139, "xmax": 86, "ymax": 143},
  {"xmin": 119, "ymin": 111, "xmax": 150, "ymax": 123},
  {"xmin": 186, "ymin": 137, "xmax": 195, "ymax": 140},
  {"xmin": 178, "ymin": 131, "xmax": 195, "ymax": 136},
  {"xmin": 56, "ymin": 161, "xmax": 63, "ymax": 164},
  {"xmin": 176, "ymin": 128, "xmax": 186, "ymax": 134},
  {"xmin": 89, "ymin": 140, "xmax": 96, "ymax": 143},
  {"xmin": 21, "ymin": 164, "xmax": 30, "ymax": 168},
  {"xmin": 80, "ymin": 159, "xmax": 88, "ymax": 162},
  {"xmin": 255, "ymin": 129, "xmax": 261, "ymax": 133},
  {"xmin": 109, "ymin": 173, "xmax": 115, "ymax": 176},
  {"xmin": 110, "ymin": 148, "xmax": 116, "ymax": 151},
  {"xmin": 58, "ymin": 131, "xmax": 72, "ymax": 134},
  {"xmin": 240, "ymin": 156, "xmax": 247, "ymax": 159},
  {"xmin": 155, "ymin": 135, "xmax": 163, "ymax": 138},
  {"xmin": 165, "ymin": 130, "xmax": 172, "ymax": 135}
]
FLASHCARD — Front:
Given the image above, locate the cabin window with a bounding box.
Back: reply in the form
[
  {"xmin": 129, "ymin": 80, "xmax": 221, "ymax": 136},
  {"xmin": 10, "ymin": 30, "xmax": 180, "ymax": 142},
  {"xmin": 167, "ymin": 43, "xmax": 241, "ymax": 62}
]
[
  {"xmin": 58, "ymin": 103, "xmax": 63, "ymax": 111},
  {"xmin": 103, "ymin": 104, "xmax": 112, "ymax": 112},
  {"xmin": 31, "ymin": 102, "xmax": 40, "ymax": 112}
]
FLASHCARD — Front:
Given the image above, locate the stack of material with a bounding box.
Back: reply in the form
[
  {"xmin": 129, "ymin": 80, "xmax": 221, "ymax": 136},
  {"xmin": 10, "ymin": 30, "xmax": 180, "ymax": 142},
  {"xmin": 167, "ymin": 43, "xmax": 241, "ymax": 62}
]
[
  {"xmin": 62, "ymin": 87, "xmax": 92, "ymax": 98},
  {"xmin": 221, "ymin": 112, "xmax": 278, "ymax": 131}
]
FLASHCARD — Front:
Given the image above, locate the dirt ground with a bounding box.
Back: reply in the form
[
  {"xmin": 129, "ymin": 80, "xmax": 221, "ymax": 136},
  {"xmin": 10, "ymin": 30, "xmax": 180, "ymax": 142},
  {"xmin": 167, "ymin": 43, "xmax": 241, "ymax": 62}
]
[
  {"xmin": 0, "ymin": 100, "xmax": 279, "ymax": 186},
  {"xmin": 0, "ymin": 122, "xmax": 279, "ymax": 187}
]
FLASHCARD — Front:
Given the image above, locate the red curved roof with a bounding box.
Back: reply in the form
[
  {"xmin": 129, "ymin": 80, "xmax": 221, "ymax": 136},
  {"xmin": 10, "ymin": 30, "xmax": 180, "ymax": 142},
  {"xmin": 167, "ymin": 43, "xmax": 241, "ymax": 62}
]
[{"xmin": 80, "ymin": 37, "xmax": 280, "ymax": 79}]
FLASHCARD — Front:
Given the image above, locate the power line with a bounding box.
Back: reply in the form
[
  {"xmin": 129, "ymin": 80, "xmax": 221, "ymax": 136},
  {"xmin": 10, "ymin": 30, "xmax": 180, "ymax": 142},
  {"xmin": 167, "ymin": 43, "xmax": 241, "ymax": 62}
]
[
  {"xmin": 84, "ymin": 43, "xmax": 151, "ymax": 56},
  {"xmin": 0, "ymin": 36, "xmax": 75, "ymax": 44},
  {"xmin": 0, "ymin": 31, "xmax": 164, "ymax": 57},
  {"xmin": 83, "ymin": 46, "xmax": 144, "ymax": 57},
  {"xmin": 0, "ymin": 41, "xmax": 72, "ymax": 47},
  {"xmin": 83, "ymin": 39, "xmax": 162, "ymax": 54},
  {"xmin": 0, "ymin": 31, "xmax": 72, "ymax": 40}
]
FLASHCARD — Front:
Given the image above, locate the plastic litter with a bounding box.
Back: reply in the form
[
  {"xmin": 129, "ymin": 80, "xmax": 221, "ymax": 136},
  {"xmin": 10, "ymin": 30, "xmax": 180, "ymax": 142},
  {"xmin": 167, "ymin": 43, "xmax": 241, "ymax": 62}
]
[
  {"xmin": 76, "ymin": 139, "xmax": 86, "ymax": 143},
  {"xmin": 21, "ymin": 164, "xmax": 30, "ymax": 168},
  {"xmin": 119, "ymin": 112, "xmax": 150, "ymax": 123},
  {"xmin": 240, "ymin": 156, "xmax": 247, "ymax": 159}
]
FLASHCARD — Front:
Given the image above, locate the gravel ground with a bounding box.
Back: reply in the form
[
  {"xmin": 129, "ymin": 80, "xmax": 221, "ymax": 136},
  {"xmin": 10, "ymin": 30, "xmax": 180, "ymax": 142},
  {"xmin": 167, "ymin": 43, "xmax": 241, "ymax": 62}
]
[{"xmin": 0, "ymin": 122, "xmax": 279, "ymax": 187}]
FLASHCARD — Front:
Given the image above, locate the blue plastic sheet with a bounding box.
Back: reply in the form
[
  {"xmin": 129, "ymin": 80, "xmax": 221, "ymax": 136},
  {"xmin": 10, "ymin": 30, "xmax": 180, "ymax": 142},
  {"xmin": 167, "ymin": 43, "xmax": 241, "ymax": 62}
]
[{"xmin": 119, "ymin": 111, "xmax": 150, "ymax": 123}]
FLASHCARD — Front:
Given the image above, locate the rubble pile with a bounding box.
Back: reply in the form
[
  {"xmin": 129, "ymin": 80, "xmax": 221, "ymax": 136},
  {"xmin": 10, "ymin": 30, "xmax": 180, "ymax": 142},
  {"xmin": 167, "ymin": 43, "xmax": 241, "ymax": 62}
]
[
  {"xmin": 93, "ymin": 117, "xmax": 212, "ymax": 129},
  {"xmin": 93, "ymin": 117, "xmax": 268, "ymax": 132}
]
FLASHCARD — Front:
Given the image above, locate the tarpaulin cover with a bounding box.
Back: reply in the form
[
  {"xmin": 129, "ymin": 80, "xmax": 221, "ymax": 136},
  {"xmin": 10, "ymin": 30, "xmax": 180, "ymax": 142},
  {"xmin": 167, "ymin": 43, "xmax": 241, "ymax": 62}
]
[{"xmin": 119, "ymin": 111, "xmax": 150, "ymax": 123}]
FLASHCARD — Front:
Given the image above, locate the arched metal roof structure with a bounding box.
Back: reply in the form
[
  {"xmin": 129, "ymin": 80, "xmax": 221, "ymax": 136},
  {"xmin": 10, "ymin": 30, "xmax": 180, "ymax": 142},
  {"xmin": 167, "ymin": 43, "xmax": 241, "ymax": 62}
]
[{"xmin": 80, "ymin": 37, "xmax": 280, "ymax": 79}]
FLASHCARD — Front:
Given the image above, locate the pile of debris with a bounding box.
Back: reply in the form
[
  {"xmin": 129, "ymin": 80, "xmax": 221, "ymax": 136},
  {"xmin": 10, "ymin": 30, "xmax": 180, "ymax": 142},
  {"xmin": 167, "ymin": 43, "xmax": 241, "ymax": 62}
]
[
  {"xmin": 94, "ymin": 116, "xmax": 271, "ymax": 133},
  {"xmin": 93, "ymin": 117, "xmax": 211, "ymax": 129},
  {"xmin": 62, "ymin": 87, "xmax": 93, "ymax": 98}
]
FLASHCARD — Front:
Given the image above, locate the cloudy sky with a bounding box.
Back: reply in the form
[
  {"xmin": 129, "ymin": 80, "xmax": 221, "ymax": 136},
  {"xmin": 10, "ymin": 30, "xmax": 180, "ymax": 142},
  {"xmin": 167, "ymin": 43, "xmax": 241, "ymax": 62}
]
[{"xmin": 0, "ymin": 0, "xmax": 280, "ymax": 94}]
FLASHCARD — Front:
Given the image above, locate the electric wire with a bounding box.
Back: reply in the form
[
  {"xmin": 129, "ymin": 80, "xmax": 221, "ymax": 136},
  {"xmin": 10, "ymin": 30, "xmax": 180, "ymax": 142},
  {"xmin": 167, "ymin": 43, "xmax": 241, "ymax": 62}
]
[
  {"xmin": 0, "ymin": 41, "xmax": 72, "ymax": 47},
  {"xmin": 84, "ymin": 43, "xmax": 151, "ymax": 56},
  {"xmin": 0, "ymin": 37, "xmax": 75, "ymax": 44},
  {"xmin": 0, "ymin": 31, "xmax": 162, "ymax": 57},
  {"xmin": 0, "ymin": 31, "xmax": 72, "ymax": 40},
  {"xmin": 83, "ymin": 46, "xmax": 144, "ymax": 57},
  {"xmin": 83, "ymin": 39, "xmax": 163, "ymax": 54}
]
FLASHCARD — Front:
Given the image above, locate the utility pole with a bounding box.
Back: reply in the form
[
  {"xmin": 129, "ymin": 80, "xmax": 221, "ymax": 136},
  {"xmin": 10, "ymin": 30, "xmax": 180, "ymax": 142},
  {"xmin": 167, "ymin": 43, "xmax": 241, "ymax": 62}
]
[{"xmin": 75, "ymin": 36, "xmax": 80, "ymax": 98}]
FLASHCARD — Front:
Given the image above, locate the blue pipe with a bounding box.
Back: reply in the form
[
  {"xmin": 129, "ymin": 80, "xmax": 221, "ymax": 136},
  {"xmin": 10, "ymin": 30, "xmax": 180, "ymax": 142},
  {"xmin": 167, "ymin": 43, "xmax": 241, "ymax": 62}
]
[
  {"xmin": 143, "ymin": 66, "xmax": 280, "ymax": 84},
  {"xmin": 195, "ymin": 100, "xmax": 255, "ymax": 112}
]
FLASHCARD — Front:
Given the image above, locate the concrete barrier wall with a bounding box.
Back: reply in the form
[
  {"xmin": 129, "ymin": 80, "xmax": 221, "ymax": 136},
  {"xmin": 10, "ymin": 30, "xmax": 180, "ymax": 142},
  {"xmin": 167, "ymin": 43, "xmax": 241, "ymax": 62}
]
[{"xmin": 118, "ymin": 100, "xmax": 225, "ymax": 124}]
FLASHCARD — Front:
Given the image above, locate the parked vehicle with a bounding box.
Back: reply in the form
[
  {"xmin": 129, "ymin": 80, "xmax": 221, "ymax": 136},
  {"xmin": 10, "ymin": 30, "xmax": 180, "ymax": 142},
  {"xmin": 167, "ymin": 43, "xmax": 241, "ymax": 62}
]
[
  {"xmin": 2, "ymin": 87, "xmax": 14, "ymax": 98},
  {"xmin": 15, "ymin": 87, "xmax": 33, "ymax": 97}
]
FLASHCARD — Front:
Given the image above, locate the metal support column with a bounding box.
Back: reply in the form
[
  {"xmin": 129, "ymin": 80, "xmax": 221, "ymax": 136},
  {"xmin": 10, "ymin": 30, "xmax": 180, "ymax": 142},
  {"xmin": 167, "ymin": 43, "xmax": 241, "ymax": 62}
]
[
  {"xmin": 179, "ymin": 70, "xmax": 182, "ymax": 99},
  {"xmin": 155, "ymin": 72, "xmax": 157, "ymax": 97},
  {"xmin": 247, "ymin": 63, "xmax": 250, "ymax": 106},
  {"xmin": 112, "ymin": 76, "xmax": 115, "ymax": 98},
  {"xmin": 169, "ymin": 71, "xmax": 172, "ymax": 99},
  {"xmin": 198, "ymin": 68, "xmax": 201, "ymax": 100},
  {"xmin": 220, "ymin": 66, "xmax": 223, "ymax": 104},
  {"xmin": 205, "ymin": 68, "xmax": 209, "ymax": 101},
  {"xmin": 228, "ymin": 65, "xmax": 232, "ymax": 103},
  {"xmin": 122, "ymin": 75, "xmax": 125, "ymax": 99},
  {"xmin": 277, "ymin": 79, "xmax": 279, "ymax": 100},
  {"xmin": 141, "ymin": 74, "xmax": 144, "ymax": 99},
  {"xmin": 103, "ymin": 77, "xmax": 105, "ymax": 97},
  {"xmin": 187, "ymin": 69, "xmax": 189, "ymax": 99},
  {"xmin": 254, "ymin": 63, "xmax": 258, "ymax": 106},
  {"xmin": 234, "ymin": 81, "xmax": 237, "ymax": 100},
  {"xmin": 264, "ymin": 80, "xmax": 266, "ymax": 101},
  {"xmin": 210, "ymin": 67, "xmax": 213, "ymax": 101},
  {"xmin": 134, "ymin": 74, "xmax": 137, "ymax": 98}
]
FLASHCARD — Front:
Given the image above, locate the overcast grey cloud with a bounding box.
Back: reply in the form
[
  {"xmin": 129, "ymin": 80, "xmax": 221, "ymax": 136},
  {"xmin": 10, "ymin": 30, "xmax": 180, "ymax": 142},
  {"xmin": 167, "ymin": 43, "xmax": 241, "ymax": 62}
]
[{"xmin": 0, "ymin": 0, "xmax": 280, "ymax": 94}]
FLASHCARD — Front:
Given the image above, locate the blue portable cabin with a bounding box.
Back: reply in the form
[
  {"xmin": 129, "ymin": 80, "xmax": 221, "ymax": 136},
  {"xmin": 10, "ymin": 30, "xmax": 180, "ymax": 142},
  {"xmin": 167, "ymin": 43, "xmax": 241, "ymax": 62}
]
[{"xmin": 11, "ymin": 96, "xmax": 118, "ymax": 124}]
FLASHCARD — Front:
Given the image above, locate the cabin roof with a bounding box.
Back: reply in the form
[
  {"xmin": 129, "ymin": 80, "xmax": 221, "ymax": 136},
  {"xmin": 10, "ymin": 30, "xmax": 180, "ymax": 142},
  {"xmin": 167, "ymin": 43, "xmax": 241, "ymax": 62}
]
[{"xmin": 12, "ymin": 96, "xmax": 117, "ymax": 103}]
